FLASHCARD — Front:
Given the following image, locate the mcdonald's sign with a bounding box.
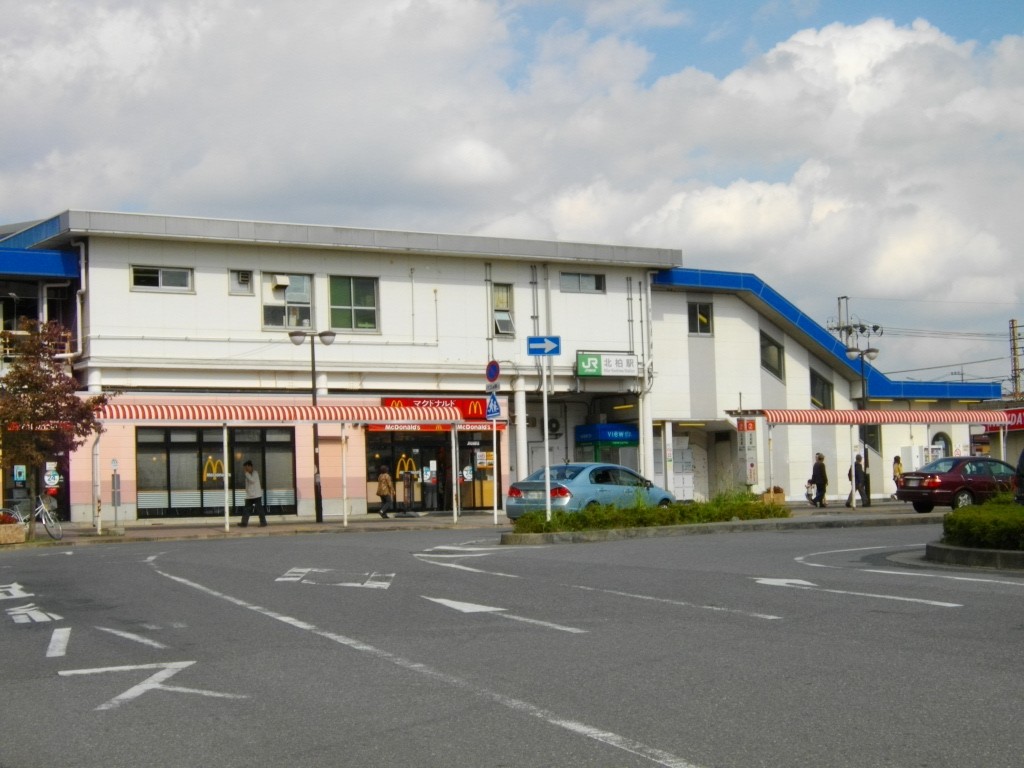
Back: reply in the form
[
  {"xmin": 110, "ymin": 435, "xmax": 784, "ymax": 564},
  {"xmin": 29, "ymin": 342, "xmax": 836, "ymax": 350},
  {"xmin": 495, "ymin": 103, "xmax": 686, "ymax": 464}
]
[
  {"xmin": 203, "ymin": 456, "xmax": 226, "ymax": 481},
  {"xmin": 395, "ymin": 455, "xmax": 418, "ymax": 475},
  {"xmin": 383, "ymin": 397, "xmax": 488, "ymax": 420}
]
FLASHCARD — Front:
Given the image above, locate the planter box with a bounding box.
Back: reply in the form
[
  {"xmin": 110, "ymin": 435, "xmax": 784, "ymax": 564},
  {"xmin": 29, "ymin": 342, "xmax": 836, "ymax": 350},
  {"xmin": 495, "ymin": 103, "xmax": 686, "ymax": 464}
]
[
  {"xmin": 761, "ymin": 492, "xmax": 786, "ymax": 505},
  {"xmin": 0, "ymin": 525, "xmax": 27, "ymax": 545}
]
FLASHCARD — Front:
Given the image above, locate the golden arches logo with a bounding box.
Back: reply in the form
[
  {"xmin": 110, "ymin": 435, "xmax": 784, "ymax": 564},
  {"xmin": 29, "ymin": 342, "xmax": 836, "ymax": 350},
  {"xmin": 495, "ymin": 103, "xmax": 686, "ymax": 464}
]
[
  {"xmin": 467, "ymin": 400, "xmax": 484, "ymax": 417},
  {"xmin": 203, "ymin": 456, "xmax": 225, "ymax": 481},
  {"xmin": 388, "ymin": 399, "xmax": 405, "ymax": 408},
  {"xmin": 396, "ymin": 455, "xmax": 418, "ymax": 475}
]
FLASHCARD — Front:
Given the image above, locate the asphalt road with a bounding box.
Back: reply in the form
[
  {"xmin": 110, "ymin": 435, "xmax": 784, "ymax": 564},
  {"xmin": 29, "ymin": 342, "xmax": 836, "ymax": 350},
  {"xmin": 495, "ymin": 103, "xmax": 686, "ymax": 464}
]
[{"xmin": 2, "ymin": 524, "xmax": 1023, "ymax": 768}]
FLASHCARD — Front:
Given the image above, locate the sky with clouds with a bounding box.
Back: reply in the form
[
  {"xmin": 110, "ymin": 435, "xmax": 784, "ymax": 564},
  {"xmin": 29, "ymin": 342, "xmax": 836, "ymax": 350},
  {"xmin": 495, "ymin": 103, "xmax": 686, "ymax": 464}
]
[{"xmin": 2, "ymin": 0, "xmax": 1022, "ymax": 392}]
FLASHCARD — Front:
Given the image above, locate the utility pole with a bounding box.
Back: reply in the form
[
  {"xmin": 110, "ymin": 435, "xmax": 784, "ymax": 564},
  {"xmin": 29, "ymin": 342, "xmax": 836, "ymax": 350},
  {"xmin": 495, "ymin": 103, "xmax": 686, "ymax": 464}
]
[
  {"xmin": 829, "ymin": 297, "xmax": 884, "ymax": 507},
  {"xmin": 1011, "ymin": 319, "xmax": 1022, "ymax": 400}
]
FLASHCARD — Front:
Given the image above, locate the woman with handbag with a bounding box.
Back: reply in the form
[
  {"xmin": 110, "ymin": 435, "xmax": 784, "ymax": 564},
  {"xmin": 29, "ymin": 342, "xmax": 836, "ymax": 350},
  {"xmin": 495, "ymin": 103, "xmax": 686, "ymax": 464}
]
[{"xmin": 375, "ymin": 465, "xmax": 395, "ymax": 519}]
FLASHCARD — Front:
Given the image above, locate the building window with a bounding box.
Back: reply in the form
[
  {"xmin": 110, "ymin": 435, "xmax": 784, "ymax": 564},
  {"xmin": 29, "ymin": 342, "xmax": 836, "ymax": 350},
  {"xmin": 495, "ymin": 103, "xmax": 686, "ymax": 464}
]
[
  {"xmin": 760, "ymin": 332, "xmax": 784, "ymax": 378},
  {"xmin": 559, "ymin": 272, "xmax": 605, "ymax": 293},
  {"xmin": 262, "ymin": 273, "xmax": 312, "ymax": 329},
  {"xmin": 810, "ymin": 369, "xmax": 834, "ymax": 409},
  {"xmin": 135, "ymin": 427, "xmax": 296, "ymax": 518},
  {"xmin": 493, "ymin": 283, "xmax": 515, "ymax": 335},
  {"xmin": 329, "ymin": 276, "xmax": 378, "ymax": 331},
  {"xmin": 688, "ymin": 302, "xmax": 713, "ymax": 335},
  {"xmin": 131, "ymin": 266, "xmax": 193, "ymax": 292},
  {"xmin": 229, "ymin": 270, "xmax": 254, "ymax": 295}
]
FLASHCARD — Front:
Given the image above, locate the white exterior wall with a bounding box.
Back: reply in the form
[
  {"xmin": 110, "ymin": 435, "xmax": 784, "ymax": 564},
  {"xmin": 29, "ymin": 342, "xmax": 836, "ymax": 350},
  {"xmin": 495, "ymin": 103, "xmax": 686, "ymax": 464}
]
[
  {"xmin": 11, "ymin": 210, "xmax": 1001, "ymax": 518},
  {"xmin": 85, "ymin": 237, "xmax": 653, "ymax": 395}
]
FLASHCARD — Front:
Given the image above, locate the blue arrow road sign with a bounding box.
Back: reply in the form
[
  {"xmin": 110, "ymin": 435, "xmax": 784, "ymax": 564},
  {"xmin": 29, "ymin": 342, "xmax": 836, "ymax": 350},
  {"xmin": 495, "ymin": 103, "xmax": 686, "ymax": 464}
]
[{"xmin": 526, "ymin": 335, "xmax": 561, "ymax": 356}]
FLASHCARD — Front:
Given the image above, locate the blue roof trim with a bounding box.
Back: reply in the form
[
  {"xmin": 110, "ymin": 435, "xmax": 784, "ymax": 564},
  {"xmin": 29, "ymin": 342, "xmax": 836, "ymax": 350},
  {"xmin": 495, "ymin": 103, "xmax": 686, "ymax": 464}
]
[
  {"xmin": 0, "ymin": 216, "xmax": 64, "ymax": 250},
  {"xmin": 0, "ymin": 248, "xmax": 79, "ymax": 278},
  {"xmin": 653, "ymin": 268, "xmax": 1003, "ymax": 401}
]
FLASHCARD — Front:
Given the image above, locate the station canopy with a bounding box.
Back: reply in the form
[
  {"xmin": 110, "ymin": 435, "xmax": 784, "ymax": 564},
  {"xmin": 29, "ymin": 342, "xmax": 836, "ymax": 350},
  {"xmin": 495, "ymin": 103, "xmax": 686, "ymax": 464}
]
[
  {"xmin": 758, "ymin": 409, "xmax": 1010, "ymax": 426},
  {"xmin": 97, "ymin": 403, "xmax": 464, "ymax": 424}
]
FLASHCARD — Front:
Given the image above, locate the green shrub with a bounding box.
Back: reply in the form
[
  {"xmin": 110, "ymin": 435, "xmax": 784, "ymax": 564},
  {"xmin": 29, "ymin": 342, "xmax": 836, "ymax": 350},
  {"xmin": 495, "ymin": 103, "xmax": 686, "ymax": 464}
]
[
  {"xmin": 510, "ymin": 492, "xmax": 790, "ymax": 534},
  {"xmin": 943, "ymin": 502, "xmax": 1024, "ymax": 551}
]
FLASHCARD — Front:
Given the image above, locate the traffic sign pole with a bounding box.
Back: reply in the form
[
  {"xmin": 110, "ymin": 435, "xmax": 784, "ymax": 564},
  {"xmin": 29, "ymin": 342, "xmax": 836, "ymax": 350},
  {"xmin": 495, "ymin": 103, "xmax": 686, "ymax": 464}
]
[
  {"xmin": 542, "ymin": 355, "xmax": 551, "ymax": 521},
  {"xmin": 526, "ymin": 337, "xmax": 561, "ymax": 522}
]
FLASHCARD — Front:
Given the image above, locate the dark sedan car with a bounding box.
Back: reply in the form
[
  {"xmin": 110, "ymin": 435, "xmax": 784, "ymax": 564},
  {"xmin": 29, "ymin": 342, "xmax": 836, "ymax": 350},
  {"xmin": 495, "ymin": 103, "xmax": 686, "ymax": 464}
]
[{"xmin": 895, "ymin": 456, "xmax": 1017, "ymax": 513}]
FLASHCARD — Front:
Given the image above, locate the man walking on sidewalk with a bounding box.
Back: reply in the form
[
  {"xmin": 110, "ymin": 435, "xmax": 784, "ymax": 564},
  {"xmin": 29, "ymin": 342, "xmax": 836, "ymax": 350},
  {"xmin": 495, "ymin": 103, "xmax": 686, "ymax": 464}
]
[{"xmin": 240, "ymin": 460, "xmax": 266, "ymax": 527}]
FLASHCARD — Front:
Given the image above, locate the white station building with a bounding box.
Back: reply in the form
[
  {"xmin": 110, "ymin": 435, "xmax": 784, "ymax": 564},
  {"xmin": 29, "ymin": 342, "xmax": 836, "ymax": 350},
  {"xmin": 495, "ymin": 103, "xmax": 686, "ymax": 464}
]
[{"xmin": 0, "ymin": 210, "xmax": 1011, "ymax": 524}]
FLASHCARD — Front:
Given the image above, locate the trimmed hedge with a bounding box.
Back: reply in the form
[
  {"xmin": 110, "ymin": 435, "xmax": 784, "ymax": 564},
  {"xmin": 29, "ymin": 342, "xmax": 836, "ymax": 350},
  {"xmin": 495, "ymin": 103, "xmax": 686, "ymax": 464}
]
[
  {"xmin": 510, "ymin": 491, "xmax": 790, "ymax": 534},
  {"xmin": 943, "ymin": 503, "xmax": 1024, "ymax": 551}
]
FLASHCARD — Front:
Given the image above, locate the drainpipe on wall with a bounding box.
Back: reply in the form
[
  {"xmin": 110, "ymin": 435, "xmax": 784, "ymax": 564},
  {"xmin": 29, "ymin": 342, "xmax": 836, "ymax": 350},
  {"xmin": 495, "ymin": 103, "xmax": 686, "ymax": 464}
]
[{"xmin": 55, "ymin": 240, "xmax": 87, "ymax": 362}]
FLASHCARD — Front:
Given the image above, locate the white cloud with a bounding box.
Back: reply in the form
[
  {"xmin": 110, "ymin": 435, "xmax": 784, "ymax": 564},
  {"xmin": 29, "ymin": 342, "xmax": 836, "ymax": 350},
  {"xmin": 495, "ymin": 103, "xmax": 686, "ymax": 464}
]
[{"xmin": 0, "ymin": 3, "xmax": 1021, "ymax": 383}]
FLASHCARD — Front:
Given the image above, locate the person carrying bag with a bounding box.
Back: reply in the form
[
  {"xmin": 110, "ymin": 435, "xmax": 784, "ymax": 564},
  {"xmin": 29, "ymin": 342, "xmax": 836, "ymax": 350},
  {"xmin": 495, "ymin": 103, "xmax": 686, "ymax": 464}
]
[{"xmin": 375, "ymin": 465, "xmax": 394, "ymax": 519}]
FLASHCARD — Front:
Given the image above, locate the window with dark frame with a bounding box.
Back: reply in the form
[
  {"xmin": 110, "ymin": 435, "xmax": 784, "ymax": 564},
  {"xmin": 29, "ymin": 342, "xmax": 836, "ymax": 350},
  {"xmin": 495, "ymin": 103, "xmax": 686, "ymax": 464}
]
[
  {"xmin": 329, "ymin": 276, "xmax": 379, "ymax": 331},
  {"xmin": 559, "ymin": 272, "xmax": 606, "ymax": 293},
  {"xmin": 760, "ymin": 331, "xmax": 784, "ymax": 378},
  {"xmin": 135, "ymin": 427, "xmax": 296, "ymax": 518},
  {"xmin": 688, "ymin": 302, "xmax": 713, "ymax": 335},
  {"xmin": 262, "ymin": 273, "xmax": 312, "ymax": 329},
  {"xmin": 810, "ymin": 369, "xmax": 834, "ymax": 409},
  {"xmin": 492, "ymin": 283, "xmax": 515, "ymax": 335},
  {"xmin": 131, "ymin": 266, "xmax": 193, "ymax": 292}
]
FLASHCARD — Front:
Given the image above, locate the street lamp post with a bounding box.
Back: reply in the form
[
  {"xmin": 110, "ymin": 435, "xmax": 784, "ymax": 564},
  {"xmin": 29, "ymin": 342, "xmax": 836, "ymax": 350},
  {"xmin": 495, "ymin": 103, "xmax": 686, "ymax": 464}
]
[
  {"xmin": 290, "ymin": 329, "xmax": 336, "ymax": 522},
  {"xmin": 845, "ymin": 342, "xmax": 879, "ymax": 508}
]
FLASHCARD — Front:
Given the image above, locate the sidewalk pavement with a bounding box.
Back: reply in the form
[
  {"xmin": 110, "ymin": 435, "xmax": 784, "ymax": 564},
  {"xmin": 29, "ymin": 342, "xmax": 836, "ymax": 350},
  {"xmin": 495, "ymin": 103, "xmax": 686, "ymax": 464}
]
[
  {"xmin": 50, "ymin": 509, "xmax": 509, "ymax": 546},
  {"xmin": 30, "ymin": 497, "xmax": 927, "ymax": 547}
]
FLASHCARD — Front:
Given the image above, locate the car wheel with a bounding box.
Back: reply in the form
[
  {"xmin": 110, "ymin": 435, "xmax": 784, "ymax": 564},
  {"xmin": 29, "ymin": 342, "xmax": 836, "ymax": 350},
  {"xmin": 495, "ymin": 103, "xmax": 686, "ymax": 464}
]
[
  {"xmin": 657, "ymin": 499, "xmax": 672, "ymax": 507},
  {"xmin": 952, "ymin": 490, "xmax": 974, "ymax": 509},
  {"xmin": 912, "ymin": 501, "xmax": 934, "ymax": 513}
]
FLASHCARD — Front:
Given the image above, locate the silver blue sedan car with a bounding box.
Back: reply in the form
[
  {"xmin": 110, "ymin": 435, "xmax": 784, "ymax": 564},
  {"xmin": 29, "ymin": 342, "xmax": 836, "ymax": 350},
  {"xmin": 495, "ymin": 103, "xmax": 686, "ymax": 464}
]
[{"xmin": 505, "ymin": 462, "xmax": 675, "ymax": 520}]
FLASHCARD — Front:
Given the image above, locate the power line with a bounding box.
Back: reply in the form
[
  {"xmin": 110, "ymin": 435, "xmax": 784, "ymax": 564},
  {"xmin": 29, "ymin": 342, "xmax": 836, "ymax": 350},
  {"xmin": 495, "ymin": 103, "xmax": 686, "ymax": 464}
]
[
  {"xmin": 882, "ymin": 356, "xmax": 1008, "ymax": 375},
  {"xmin": 882, "ymin": 326, "xmax": 1006, "ymax": 340}
]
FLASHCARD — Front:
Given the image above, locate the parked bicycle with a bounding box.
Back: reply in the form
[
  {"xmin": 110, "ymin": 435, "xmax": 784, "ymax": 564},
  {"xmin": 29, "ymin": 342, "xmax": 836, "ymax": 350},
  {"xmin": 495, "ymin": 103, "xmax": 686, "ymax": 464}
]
[{"xmin": 2, "ymin": 496, "xmax": 63, "ymax": 540}]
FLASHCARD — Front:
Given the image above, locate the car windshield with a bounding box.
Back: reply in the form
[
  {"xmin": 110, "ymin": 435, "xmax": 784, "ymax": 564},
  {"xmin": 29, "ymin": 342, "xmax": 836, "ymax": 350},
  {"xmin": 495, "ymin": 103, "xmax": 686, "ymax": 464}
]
[
  {"xmin": 919, "ymin": 458, "xmax": 958, "ymax": 473},
  {"xmin": 525, "ymin": 465, "xmax": 586, "ymax": 482}
]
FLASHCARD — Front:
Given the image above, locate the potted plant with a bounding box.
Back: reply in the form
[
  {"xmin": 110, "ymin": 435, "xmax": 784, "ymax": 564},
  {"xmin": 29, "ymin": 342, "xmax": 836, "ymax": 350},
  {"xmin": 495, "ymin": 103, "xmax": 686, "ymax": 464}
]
[
  {"xmin": 0, "ymin": 511, "xmax": 26, "ymax": 545},
  {"xmin": 761, "ymin": 486, "xmax": 786, "ymax": 505}
]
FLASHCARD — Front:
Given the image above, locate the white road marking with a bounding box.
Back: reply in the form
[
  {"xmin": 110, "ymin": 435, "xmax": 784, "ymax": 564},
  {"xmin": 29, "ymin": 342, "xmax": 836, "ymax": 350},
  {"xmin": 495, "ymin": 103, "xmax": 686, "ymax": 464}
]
[
  {"xmin": 150, "ymin": 567, "xmax": 697, "ymax": 767},
  {"xmin": 423, "ymin": 596, "xmax": 588, "ymax": 633},
  {"xmin": 96, "ymin": 626, "xmax": 169, "ymax": 649},
  {"xmin": 753, "ymin": 577, "xmax": 961, "ymax": 607},
  {"xmin": 46, "ymin": 627, "xmax": 71, "ymax": 657},
  {"xmin": 571, "ymin": 584, "xmax": 782, "ymax": 620},
  {"xmin": 416, "ymin": 552, "xmax": 493, "ymax": 559},
  {"xmin": 797, "ymin": 545, "xmax": 1024, "ymax": 586},
  {"xmin": 6, "ymin": 603, "xmax": 62, "ymax": 623},
  {"xmin": 277, "ymin": 567, "xmax": 394, "ymax": 588},
  {"xmin": 59, "ymin": 661, "xmax": 247, "ymax": 711},
  {"xmin": 413, "ymin": 554, "xmax": 520, "ymax": 577},
  {"xmin": 425, "ymin": 597, "xmax": 505, "ymax": 613}
]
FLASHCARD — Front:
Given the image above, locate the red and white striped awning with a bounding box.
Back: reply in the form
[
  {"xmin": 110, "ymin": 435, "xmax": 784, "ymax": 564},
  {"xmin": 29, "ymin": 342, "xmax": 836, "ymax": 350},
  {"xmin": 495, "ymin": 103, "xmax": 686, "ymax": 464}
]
[
  {"xmin": 761, "ymin": 409, "xmax": 1011, "ymax": 426},
  {"xmin": 97, "ymin": 403, "xmax": 464, "ymax": 424}
]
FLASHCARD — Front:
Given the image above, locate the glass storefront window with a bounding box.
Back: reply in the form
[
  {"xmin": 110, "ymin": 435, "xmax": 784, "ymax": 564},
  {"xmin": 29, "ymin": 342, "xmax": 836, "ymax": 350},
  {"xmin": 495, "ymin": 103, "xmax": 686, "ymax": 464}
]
[{"xmin": 135, "ymin": 427, "xmax": 296, "ymax": 518}]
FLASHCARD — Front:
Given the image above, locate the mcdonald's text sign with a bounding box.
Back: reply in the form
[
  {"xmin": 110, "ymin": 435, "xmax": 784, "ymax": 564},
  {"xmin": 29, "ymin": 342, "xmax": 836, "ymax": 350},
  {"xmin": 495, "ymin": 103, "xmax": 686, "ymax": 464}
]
[{"xmin": 382, "ymin": 397, "xmax": 489, "ymax": 420}]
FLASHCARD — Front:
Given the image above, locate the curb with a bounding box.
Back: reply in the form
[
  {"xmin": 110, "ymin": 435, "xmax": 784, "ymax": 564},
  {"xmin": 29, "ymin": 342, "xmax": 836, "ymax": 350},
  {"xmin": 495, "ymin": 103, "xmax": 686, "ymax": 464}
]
[
  {"xmin": 499, "ymin": 512, "xmax": 946, "ymax": 546},
  {"xmin": 924, "ymin": 541, "xmax": 1024, "ymax": 570}
]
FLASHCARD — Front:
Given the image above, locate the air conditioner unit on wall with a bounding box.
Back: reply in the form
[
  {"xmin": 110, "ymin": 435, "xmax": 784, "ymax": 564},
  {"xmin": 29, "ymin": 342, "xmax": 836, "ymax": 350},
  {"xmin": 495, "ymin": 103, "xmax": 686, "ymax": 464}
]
[{"xmin": 273, "ymin": 274, "xmax": 290, "ymax": 287}]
